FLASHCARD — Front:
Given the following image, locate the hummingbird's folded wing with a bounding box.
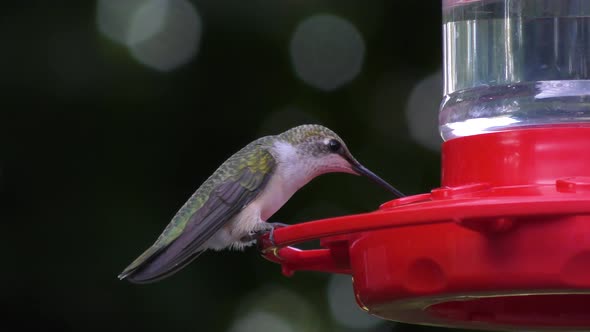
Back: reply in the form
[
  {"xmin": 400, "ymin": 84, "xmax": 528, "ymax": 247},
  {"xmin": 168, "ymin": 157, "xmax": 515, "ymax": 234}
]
[{"xmin": 120, "ymin": 145, "xmax": 276, "ymax": 283}]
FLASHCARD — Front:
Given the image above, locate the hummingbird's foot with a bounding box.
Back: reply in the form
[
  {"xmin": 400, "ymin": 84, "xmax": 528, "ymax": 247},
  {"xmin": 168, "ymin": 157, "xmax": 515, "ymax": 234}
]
[
  {"xmin": 240, "ymin": 223, "xmax": 273, "ymax": 243},
  {"xmin": 241, "ymin": 223, "xmax": 289, "ymax": 247},
  {"xmin": 240, "ymin": 232, "xmax": 261, "ymax": 243}
]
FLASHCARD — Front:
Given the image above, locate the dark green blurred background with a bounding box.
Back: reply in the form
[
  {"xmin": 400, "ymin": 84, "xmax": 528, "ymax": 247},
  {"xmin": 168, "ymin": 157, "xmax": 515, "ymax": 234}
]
[{"xmin": 1, "ymin": 1, "xmax": 462, "ymax": 331}]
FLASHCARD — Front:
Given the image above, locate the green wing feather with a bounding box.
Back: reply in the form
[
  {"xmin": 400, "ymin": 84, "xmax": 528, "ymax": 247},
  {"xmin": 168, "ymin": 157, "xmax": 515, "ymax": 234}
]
[{"xmin": 118, "ymin": 137, "xmax": 276, "ymax": 283}]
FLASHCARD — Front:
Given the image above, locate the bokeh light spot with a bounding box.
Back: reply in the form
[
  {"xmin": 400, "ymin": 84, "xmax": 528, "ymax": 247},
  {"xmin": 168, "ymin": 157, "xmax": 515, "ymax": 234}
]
[
  {"xmin": 232, "ymin": 285, "xmax": 321, "ymax": 332},
  {"xmin": 327, "ymin": 274, "xmax": 383, "ymax": 329},
  {"xmin": 405, "ymin": 70, "xmax": 444, "ymax": 151},
  {"xmin": 290, "ymin": 14, "xmax": 365, "ymax": 91},
  {"xmin": 97, "ymin": 0, "xmax": 201, "ymax": 72},
  {"xmin": 97, "ymin": 0, "xmax": 145, "ymax": 44},
  {"xmin": 128, "ymin": 0, "xmax": 201, "ymax": 72},
  {"xmin": 228, "ymin": 310, "xmax": 294, "ymax": 332},
  {"xmin": 126, "ymin": 0, "xmax": 168, "ymax": 45}
]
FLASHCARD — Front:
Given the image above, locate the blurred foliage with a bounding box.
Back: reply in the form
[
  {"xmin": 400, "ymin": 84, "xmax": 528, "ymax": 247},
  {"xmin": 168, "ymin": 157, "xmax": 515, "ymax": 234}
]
[{"xmin": 0, "ymin": 1, "xmax": 482, "ymax": 332}]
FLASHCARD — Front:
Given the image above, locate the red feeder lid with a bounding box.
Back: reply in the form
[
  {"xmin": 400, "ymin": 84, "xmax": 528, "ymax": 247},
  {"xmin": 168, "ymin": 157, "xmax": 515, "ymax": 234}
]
[{"xmin": 258, "ymin": 127, "xmax": 590, "ymax": 331}]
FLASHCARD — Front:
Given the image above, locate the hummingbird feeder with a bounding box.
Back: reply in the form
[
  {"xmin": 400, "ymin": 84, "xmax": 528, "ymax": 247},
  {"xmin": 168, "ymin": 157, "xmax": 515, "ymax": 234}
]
[{"xmin": 258, "ymin": 1, "xmax": 590, "ymax": 331}]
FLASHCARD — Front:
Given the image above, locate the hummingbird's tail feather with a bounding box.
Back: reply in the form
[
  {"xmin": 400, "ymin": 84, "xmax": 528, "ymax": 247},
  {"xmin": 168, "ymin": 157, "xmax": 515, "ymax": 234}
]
[
  {"xmin": 117, "ymin": 245, "xmax": 165, "ymax": 282},
  {"xmin": 120, "ymin": 249, "xmax": 205, "ymax": 284},
  {"xmin": 117, "ymin": 207, "xmax": 228, "ymax": 284}
]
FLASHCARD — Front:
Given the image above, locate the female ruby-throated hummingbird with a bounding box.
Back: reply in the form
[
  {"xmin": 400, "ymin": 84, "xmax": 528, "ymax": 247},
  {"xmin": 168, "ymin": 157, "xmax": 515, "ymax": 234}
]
[{"xmin": 118, "ymin": 124, "xmax": 404, "ymax": 283}]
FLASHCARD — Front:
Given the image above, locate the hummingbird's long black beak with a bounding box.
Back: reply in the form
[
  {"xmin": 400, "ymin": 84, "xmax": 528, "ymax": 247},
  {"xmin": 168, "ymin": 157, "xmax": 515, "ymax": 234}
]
[{"xmin": 349, "ymin": 160, "xmax": 405, "ymax": 198}]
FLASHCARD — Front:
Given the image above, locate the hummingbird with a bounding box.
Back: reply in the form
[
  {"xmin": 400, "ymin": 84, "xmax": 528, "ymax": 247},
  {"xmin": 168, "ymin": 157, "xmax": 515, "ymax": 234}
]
[{"xmin": 118, "ymin": 124, "xmax": 404, "ymax": 284}]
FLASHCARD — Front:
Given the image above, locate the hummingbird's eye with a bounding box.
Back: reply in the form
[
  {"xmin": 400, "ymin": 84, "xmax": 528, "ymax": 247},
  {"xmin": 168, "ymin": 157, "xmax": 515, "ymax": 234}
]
[{"xmin": 327, "ymin": 139, "xmax": 341, "ymax": 153}]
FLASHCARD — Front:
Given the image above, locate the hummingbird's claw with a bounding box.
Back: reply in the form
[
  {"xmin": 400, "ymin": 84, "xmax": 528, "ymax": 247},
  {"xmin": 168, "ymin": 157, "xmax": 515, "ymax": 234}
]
[
  {"xmin": 240, "ymin": 233, "xmax": 257, "ymax": 243},
  {"xmin": 269, "ymin": 228, "xmax": 277, "ymax": 246},
  {"xmin": 267, "ymin": 222, "xmax": 289, "ymax": 247},
  {"xmin": 241, "ymin": 222, "xmax": 289, "ymax": 246},
  {"xmin": 268, "ymin": 222, "xmax": 289, "ymax": 228}
]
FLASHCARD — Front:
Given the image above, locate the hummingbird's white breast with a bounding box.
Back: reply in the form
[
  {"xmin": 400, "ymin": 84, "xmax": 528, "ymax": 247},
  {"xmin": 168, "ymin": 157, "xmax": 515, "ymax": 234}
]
[{"xmin": 256, "ymin": 140, "xmax": 316, "ymax": 221}]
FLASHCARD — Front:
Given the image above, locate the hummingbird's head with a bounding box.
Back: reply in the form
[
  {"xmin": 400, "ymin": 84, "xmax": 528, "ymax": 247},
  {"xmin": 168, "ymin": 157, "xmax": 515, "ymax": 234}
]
[{"xmin": 276, "ymin": 125, "xmax": 404, "ymax": 197}]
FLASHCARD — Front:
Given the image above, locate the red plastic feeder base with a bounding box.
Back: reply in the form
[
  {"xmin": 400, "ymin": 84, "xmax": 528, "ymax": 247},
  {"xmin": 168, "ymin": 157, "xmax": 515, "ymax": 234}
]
[{"xmin": 259, "ymin": 127, "xmax": 590, "ymax": 331}]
